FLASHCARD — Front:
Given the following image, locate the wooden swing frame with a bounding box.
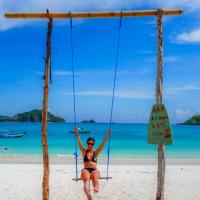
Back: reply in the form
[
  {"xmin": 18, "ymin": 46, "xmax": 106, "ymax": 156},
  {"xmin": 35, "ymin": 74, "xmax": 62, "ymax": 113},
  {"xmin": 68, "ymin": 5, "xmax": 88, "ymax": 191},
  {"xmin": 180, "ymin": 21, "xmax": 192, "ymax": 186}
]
[
  {"xmin": 5, "ymin": 9, "xmax": 182, "ymax": 19},
  {"xmin": 5, "ymin": 8, "xmax": 183, "ymax": 200}
]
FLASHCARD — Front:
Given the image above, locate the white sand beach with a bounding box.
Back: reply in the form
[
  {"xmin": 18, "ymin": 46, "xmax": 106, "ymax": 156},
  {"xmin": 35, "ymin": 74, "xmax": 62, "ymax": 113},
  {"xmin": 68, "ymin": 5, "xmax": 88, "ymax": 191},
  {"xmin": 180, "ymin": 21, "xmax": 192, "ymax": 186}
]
[{"xmin": 0, "ymin": 158, "xmax": 200, "ymax": 200}]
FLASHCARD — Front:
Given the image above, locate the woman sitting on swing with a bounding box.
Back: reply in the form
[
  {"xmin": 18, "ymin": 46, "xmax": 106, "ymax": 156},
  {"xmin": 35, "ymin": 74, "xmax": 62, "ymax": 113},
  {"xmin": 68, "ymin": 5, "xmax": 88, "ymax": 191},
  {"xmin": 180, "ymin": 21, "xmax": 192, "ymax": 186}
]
[{"xmin": 74, "ymin": 127, "xmax": 111, "ymax": 197}]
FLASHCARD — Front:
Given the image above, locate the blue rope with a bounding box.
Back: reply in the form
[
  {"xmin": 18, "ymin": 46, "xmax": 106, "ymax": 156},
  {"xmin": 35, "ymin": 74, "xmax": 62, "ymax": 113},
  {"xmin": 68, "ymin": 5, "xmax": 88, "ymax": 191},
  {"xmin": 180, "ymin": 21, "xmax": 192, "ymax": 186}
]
[
  {"xmin": 69, "ymin": 13, "xmax": 78, "ymax": 180},
  {"xmin": 46, "ymin": 9, "xmax": 53, "ymax": 84},
  {"xmin": 106, "ymin": 11, "xmax": 123, "ymax": 179}
]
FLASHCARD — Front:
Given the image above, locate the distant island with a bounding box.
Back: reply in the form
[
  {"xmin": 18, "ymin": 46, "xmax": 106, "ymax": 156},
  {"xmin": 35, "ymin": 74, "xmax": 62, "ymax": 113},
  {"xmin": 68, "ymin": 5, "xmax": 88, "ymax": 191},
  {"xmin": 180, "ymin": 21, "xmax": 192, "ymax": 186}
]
[
  {"xmin": 184, "ymin": 114, "xmax": 200, "ymax": 125},
  {"xmin": 0, "ymin": 109, "xmax": 65, "ymax": 123},
  {"xmin": 0, "ymin": 115, "xmax": 10, "ymax": 120},
  {"xmin": 81, "ymin": 119, "xmax": 96, "ymax": 124},
  {"xmin": 178, "ymin": 114, "xmax": 200, "ymax": 125}
]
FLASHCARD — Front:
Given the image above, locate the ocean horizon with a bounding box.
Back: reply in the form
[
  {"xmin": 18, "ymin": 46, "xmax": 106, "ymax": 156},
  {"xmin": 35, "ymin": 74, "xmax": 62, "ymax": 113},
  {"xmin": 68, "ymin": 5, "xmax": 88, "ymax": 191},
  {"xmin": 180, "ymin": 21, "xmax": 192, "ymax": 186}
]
[{"xmin": 0, "ymin": 122, "xmax": 200, "ymax": 159}]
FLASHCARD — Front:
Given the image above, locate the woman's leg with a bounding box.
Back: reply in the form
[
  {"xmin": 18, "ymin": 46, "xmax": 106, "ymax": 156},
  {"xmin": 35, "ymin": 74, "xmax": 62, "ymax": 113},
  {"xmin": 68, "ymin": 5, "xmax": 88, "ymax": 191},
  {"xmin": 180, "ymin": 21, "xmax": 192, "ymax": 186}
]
[
  {"xmin": 91, "ymin": 170, "xmax": 100, "ymax": 193},
  {"xmin": 81, "ymin": 169, "xmax": 92, "ymax": 200}
]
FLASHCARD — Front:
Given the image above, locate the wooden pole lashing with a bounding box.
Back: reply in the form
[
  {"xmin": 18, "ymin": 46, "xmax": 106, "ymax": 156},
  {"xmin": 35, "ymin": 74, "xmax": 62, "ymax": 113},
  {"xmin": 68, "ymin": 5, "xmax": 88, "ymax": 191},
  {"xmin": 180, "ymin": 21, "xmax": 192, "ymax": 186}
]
[
  {"xmin": 41, "ymin": 13, "xmax": 53, "ymax": 200},
  {"xmin": 155, "ymin": 9, "xmax": 165, "ymax": 200}
]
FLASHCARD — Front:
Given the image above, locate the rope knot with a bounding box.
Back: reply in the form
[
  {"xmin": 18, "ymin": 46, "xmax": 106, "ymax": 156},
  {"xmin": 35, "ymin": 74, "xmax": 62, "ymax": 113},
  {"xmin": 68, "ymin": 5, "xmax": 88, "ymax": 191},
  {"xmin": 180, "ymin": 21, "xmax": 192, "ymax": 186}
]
[
  {"xmin": 69, "ymin": 11, "xmax": 73, "ymax": 28},
  {"xmin": 73, "ymin": 152, "xmax": 78, "ymax": 157}
]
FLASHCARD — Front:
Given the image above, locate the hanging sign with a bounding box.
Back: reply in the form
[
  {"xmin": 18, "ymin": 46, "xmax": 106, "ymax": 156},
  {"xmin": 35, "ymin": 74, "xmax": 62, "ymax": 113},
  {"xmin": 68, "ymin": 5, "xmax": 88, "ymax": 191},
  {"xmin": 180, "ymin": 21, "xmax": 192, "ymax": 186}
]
[{"xmin": 148, "ymin": 103, "xmax": 173, "ymax": 145}]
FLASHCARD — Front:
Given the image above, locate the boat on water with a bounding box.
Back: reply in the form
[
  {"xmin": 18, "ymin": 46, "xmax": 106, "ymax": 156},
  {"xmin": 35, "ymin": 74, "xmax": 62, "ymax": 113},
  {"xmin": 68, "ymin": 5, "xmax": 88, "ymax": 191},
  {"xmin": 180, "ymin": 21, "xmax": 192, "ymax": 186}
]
[
  {"xmin": 0, "ymin": 130, "xmax": 27, "ymax": 138},
  {"xmin": 68, "ymin": 127, "xmax": 91, "ymax": 134},
  {"xmin": 0, "ymin": 133, "xmax": 25, "ymax": 138}
]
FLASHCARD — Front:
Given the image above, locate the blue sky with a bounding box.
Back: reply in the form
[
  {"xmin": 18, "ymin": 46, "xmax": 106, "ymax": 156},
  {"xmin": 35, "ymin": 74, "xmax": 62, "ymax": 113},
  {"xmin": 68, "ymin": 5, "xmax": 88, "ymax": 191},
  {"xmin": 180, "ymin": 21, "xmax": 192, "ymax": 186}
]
[{"xmin": 0, "ymin": 1, "xmax": 200, "ymax": 123}]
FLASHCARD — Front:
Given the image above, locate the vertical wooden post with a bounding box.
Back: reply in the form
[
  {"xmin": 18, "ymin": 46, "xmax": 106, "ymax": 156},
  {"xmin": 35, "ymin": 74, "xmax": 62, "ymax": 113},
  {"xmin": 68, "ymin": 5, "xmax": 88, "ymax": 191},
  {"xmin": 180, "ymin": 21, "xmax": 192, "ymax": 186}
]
[
  {"xmin": 156, "ymin": 9, "xmax": 165, "ymax": 200},
  {"xmin": 41, "ymin": 16, "xmax": 53, "ymax": 200}
]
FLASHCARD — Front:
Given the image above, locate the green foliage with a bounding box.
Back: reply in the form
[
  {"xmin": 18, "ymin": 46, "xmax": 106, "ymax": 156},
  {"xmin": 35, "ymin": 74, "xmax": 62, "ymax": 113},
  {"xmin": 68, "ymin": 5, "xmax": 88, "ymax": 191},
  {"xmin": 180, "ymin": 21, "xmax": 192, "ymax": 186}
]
[
  {"xmin": 185, "ymin": 115, "xmax": 200, "ymax": 125},
  {"xmin": 0, "ymin": 115, "xmax": 10, "ymax": 121},
  {"xmin": 81, "ymin": 119, "xmax": 96, "ymax": 123},
  {"xmin": 0, "ymin": 109, "xmax": 65, "ymax": 122}
]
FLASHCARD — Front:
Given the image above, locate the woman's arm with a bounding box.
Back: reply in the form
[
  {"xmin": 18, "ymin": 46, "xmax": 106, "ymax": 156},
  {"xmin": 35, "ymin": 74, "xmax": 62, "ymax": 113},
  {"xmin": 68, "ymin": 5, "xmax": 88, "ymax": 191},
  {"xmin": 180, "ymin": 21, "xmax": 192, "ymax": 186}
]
[
  {"xmin": 95, "ymin": 128, "xmax": 111, "ymax": 157},
  {"xmin": 74, "ymin": 127, "xmax": 85, "ymax": 154}
]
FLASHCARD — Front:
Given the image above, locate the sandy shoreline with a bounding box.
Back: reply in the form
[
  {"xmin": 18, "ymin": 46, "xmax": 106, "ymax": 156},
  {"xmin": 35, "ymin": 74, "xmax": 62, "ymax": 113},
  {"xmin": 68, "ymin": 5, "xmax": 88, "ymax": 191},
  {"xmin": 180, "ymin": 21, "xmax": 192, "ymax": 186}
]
[
  {"xmin": 0, "ymin": 163, "xmax": 200, "ymax": 200},
  {"xmin": 1, "ymin": 155, "xmax": 199, "ymax": 199},
  {"xmin": 1, "ymin": 155, "xmax": 200, "ymax": 165}
]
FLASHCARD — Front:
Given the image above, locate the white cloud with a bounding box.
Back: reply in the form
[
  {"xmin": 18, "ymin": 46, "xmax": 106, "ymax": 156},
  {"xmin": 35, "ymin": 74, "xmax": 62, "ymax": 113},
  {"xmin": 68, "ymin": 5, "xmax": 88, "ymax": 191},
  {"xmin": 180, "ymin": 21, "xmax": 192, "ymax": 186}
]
[
  {"xmin": 47, "ymin": 107, "xmax": 52, "ymax": 112},
  {"xmin": 0, "ymin": 19, "xmax": 25, "ymax": 31},
  {"xmin": 171, "ymin": 108, "xmax": 200, "ymax": 123},
  {"xmin": 139, "ymin": 68, "xmax": 151, "ymax": 75},
  {"xmin": 52, "ymin": 70, "xmax": 72, "ymax": 76},
  {"xmin": 167, "ymin": 84, "xmax": 200, "ymax": 94},
  {"xmin": 196, "ymin": 109, "xmax": 200, "ymax": 114},
  {"xmin": 32, "ymin": 70, "xmax": 81, "ymax": 76},
  {"xmin": 32, "ymin": 69, "xmax": 134, "ymax": 77},
  {"xmin": 175, "ymin": 28, "xmax": 200, "ymax": 43},
  {"xmin": 175, "ymin": 109, "xmax": 191, "ymax": 121},
  {"xmin": 165, "ymin": 56, "xmax": 180, "ymax": 63},
  {"xmin": 146, "ymin": 55, "xmax": 180, "ymax": 63},
  {"xmin": 1, "ymin": 0, "xmax": 199, "ymax": 31},
  {"xmin": 61, "ymin": 90, "xmax": 154, "ymax": 99}
]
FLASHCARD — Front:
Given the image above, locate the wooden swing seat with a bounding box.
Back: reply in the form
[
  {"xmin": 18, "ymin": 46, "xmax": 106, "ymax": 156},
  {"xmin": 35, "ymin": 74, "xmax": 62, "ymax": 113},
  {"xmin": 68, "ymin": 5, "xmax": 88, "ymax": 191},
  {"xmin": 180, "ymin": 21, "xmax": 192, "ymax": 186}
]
[{"xmin": 72, "ymin": 177, "xmax": 112, "ymax": 181}]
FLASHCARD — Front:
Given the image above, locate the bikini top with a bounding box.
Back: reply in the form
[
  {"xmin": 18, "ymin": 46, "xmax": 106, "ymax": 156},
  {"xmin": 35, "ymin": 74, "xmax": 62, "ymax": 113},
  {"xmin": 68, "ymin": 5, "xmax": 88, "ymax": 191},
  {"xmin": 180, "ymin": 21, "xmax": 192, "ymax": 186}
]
[{"xmin": 83, "ymin": 150, "xmax": 97, "ymax": 163}]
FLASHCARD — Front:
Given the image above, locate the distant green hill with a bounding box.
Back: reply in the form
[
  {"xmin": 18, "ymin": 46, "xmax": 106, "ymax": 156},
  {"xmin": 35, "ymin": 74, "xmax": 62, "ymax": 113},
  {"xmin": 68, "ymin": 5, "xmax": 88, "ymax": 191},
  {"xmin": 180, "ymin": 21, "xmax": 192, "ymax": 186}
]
[
  {"xmin": 81, "ymin": 119, "xmax": 96, "ymax": 123},
  {"xmin": 0, "ymin": 110, "xmax": 65, "ymax": 122},
  {"xmin": 0, "ymin": 115, "xmax": 10, "ymax": 121},
  {"xmin": 184, "ymin": 115, "xmax": 200, "ymax": 125}
]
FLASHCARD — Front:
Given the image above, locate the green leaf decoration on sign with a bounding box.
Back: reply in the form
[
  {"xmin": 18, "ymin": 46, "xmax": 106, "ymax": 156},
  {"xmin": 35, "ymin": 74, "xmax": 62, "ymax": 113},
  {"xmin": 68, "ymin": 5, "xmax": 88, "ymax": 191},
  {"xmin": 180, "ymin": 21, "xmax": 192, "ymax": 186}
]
[{"xmin": 148, "ymin": 103, "xmax": 173, "ymax": 145}]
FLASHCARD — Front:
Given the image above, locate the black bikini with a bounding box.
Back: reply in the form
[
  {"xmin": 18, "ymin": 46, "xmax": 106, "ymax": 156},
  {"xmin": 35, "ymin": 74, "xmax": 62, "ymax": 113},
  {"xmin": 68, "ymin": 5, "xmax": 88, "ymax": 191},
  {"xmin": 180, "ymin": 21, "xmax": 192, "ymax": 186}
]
[
  {"xmin": 84, "ymin": 167, "xmax": 96, "ymax": 174},
  {"xmin": 84, "ymin": 150, "xmax": 97, "ymax": 174}
]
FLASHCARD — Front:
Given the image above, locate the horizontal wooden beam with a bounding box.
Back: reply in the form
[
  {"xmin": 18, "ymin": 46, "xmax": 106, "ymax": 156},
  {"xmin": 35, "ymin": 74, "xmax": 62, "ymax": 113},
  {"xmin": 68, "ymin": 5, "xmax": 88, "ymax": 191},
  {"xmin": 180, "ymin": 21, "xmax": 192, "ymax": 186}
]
[{"xmin": 5, "ymin": 9, "xmax": 183, "ymax": 19}]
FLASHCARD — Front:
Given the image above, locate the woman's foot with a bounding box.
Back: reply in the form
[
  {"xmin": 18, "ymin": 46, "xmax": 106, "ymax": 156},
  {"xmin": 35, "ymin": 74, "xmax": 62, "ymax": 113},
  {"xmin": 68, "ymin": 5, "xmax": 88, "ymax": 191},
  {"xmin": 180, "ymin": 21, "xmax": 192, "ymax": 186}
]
[
  {"xmin": 84, "ymin": 188, "xmax": 92, "ymax": 200},
  {"xmin": 93, "ymin": 187, "xmax": 99, "ymax": 193},
  {"xmin": 86, "ymin": 193, "xmax": 92, "ymax": 200}
]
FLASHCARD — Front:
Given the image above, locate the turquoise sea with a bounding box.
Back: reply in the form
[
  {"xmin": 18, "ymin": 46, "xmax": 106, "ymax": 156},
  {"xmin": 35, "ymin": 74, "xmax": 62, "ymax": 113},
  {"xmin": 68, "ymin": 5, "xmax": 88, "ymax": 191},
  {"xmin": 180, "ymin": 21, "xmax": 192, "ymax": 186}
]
[{"xmin": 0, "ymin": 122, "xmax": 200, "ymax": 158}]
